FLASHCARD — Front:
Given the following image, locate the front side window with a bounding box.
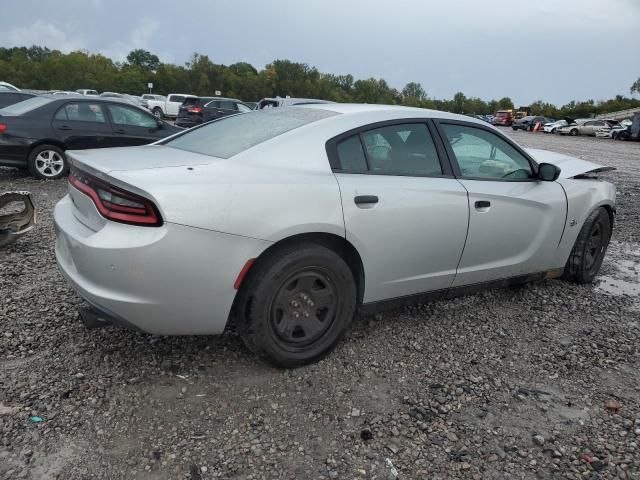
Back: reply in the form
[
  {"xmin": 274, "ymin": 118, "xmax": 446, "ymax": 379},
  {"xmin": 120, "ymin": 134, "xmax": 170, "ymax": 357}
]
[
  {"xmin": 237, "ymin": 103, "xmax": 253, "ymax": 113},
  {"xmin": 441, "ymin": 124, "xmax": 533, "ymax": 180},
  {"xmin": 55, "ymin": 102, "xmax": 106, "ymax": 123},
  {"xmin": 170, "ymin": 95, "xmax": 185, "ymax": 104},
  {"xmin": 107, "ymin": 104, "xmax": 157, "ymax": 128},
  {"xmin": 360, "ymin": 123, "xmax": 442, "ymax": 176}
]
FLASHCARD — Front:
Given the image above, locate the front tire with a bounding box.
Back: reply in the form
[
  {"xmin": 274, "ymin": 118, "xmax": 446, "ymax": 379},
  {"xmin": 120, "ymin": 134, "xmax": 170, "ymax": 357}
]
[
  {"xmin": 562, "ymin": 208, "xmax": 611, "ymax": 284},
  {"xmin": 570, "ymin": 129, "xmax": 579, "ymax": 136},
  {"xmin": 236, "ymin": 243, "xmax": 357, "ymax": 368},
  {"xmin": 152, "ymin": 107, "xmax": 163, "ymax": 119},
  {"xmin": 28, "ymin": 144, "xmax": 68, "ymax": 180}
]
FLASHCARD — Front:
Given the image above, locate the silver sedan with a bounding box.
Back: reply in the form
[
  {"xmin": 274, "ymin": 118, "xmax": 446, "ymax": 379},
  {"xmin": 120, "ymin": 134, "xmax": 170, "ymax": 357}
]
[{"xmin": 54, "ymin": 104, "xmax": 616, "ymax": 367}]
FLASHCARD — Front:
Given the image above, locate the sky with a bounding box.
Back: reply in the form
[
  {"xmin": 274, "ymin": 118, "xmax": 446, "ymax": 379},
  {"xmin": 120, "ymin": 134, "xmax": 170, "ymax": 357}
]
[{"xmin": 1, "ymin": 0, "xmax": 639, "ymax": 106}]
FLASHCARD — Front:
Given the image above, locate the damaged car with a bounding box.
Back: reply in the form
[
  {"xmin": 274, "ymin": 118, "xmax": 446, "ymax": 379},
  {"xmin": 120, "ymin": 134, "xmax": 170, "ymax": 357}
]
[
  {"xmin": 54, "ymin": 105, "xmax": 616, "ymax": 367},
  {"xmin": 0, "ymin": 191, "xmax": 36, "ymax": 248}
]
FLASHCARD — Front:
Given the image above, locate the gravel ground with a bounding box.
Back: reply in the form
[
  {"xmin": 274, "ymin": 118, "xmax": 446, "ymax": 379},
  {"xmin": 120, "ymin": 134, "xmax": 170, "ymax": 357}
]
[{"xmin": 1, "ymin": 131, "xmax": 639, "ymax": 480}]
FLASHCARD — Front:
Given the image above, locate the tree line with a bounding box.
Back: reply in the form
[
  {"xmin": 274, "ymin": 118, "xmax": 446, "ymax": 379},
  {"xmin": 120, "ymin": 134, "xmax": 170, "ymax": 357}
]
[{"xmin": 1, "ymin": 46, "xmax": 639, "ymax": 119}]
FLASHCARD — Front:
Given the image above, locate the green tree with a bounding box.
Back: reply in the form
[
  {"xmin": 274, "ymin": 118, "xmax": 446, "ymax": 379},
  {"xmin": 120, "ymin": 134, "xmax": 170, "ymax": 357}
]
[
  {"xmin": 631, "ymin": 77, "xmax": 640, "ymax": 95},
  {"xmin": 402, "ymin": 82, "xmax": 426, "ymax": 106},
  {"xmin": 126, "ymin": 49, "xmax": 160, "ymax": 72}
]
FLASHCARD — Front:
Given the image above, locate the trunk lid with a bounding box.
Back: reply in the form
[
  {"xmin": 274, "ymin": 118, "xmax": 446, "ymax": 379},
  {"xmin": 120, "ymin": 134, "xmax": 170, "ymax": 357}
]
[
  {"xmin": 67, "ymin": 145, "xmax": 216, "ymax": 175},
  {"xmin": 526, "ymin": 148, "xmax": 615, "ymax": 178}
]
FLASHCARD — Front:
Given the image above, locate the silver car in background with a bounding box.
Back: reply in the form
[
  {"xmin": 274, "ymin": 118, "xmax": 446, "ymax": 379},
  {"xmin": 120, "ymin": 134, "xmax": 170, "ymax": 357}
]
[{"xmin": 54, "ymin": 105, "xmax": 616, "ymax": 367}]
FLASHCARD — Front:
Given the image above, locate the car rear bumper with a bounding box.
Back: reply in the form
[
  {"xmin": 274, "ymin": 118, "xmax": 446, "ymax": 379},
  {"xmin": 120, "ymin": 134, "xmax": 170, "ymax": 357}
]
[{"xmin": 54, "ymin": 194, "xmax": 271, "ymax": 335}]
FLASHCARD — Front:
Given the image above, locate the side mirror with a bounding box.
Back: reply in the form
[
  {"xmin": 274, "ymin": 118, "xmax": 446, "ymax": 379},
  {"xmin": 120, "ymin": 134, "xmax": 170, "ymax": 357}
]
[{"xmin": 538, "ymin": 163, "xmax": 561, "ymax": 181}]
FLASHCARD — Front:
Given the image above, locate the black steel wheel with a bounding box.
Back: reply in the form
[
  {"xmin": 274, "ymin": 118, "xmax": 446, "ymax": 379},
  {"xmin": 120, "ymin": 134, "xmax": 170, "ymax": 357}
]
[
  {"xmin": 236, "ymin": 243, "xmax": 357, "ymax": 367},
  {"xmin": 562, "ymin": 208, "xmax": 612, "ymax": 283}
]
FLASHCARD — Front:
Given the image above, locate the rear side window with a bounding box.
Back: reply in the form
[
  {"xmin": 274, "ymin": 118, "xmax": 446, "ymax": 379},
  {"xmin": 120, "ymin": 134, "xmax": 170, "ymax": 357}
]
[
  {"xmin": 0, "ymin": 96, "xmax": 52, "ymax": 114},
  {"xmin": 170, "ymin": 95, "xmax": 186, "ymax": 103},
  {"xmin": 336, "ymin": 136, "xmax": 368, "ymax": 172},
  {"xmin": 166, "ymin": 107, "xmax": 337, "ymax": 159},
  {"xmin": 54, "ymin": 102, "xmax": 106, "ymax": 123},
  {"xmin": 219, "ymin": 101, "xmax": 237, "ymax": 110}
]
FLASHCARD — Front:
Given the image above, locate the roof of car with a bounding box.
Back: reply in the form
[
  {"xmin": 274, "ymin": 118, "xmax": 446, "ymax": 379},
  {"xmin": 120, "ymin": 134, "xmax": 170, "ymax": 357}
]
[{"xmin": 297, "ymin": 103, "xmax": 488, "ymax": 125}]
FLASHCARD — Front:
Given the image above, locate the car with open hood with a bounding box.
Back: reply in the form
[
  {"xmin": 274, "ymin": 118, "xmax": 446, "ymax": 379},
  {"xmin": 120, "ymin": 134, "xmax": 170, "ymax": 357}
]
[
  {"xmin": 543, "ymin": 119, "xmax": 568, "ymax": 134},
  {"xmin": 53, "ymin": 104, "xmax": 616, "ymax": 367},
  {"xmin": 558, "ymin": 118, "xmax": 608, "ymax": 136}
]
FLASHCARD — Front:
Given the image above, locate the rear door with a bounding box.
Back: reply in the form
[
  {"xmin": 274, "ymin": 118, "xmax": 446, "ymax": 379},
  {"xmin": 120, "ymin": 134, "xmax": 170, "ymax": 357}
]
[
  {"xmin": 51, "ymin": 101, "xmax": 112, "ymax": 150},
  {"xmin": 105, "ymin": 102, "xmax": 164, "ymax": 146},
  {"xmin": 330, "ymin": 121, "xmax": 469, "ymax": 303},
  {"xmin": 435, "ymin": 121, "xmax": 566, "ymax": 286}
]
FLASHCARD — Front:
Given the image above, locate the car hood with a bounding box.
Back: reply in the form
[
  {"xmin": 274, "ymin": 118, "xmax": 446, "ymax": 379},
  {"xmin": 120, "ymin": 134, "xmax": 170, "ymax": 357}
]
[
  {"xmin": 67, "ymin": 145, "xmax": 216, "ymax": 175},
  {"xmin": 525, "ymin": 148, "xmax": 615, "ymax": 178}
]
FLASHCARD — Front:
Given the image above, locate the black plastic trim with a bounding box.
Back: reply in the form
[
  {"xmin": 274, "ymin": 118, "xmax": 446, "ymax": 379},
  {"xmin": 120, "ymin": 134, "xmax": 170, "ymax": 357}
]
[{"xmin": 359, "ymin": 271, "xmax": 549, "ymax": 316}]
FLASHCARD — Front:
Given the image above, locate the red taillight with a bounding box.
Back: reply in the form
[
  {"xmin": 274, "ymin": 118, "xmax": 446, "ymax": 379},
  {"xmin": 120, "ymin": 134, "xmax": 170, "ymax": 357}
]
[
  {"xmin": 187, "ymin": 106, "xmax": 202, "ymax": 113},
  {"xmin": 69, "ymin": 169, "xmax": 162, "ymax": 227},
  {"xmin": 0, "ymin": 123, "xmax": 6, "ymax": 133}
]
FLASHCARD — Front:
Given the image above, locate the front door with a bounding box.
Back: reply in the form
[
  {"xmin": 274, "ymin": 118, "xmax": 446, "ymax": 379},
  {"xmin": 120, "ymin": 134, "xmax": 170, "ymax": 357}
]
[
  {"xmin": 106, "ymin": 102, "xmax": 164, "ymax": 146},
  {"xmin": 330, "ymin": 121, "xmax": 469, "ymax": 303},
  {"xmin": 436, "ymin": 121, "xmax": 567, "ymax": 286}
]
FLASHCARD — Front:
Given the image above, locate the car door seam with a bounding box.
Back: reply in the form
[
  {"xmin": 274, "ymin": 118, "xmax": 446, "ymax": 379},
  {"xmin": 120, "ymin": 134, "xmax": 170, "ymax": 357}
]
[{"xmin": 451, "ymin": 180, "xmax": 471, "ymax": 288}]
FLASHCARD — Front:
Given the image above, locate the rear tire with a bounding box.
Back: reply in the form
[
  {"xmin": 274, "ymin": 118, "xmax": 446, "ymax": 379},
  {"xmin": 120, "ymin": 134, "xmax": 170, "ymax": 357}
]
[
  {"xmin": 28, "ymin": 144, "xmax": 68, "ymax": 180},
  {"xmin": 570, "ymin": 129, "xmax": 579, "ymax": 136},
  {"xmin": 236, "ymin": 243, "xmax": 357, "ymax": 368},
  {"xmin": 562, "ymin": 208, "xmax": 611, "ymax": 284}
]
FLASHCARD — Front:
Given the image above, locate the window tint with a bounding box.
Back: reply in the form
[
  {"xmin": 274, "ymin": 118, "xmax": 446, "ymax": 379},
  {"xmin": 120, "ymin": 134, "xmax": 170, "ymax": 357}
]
[
  {"xmin": 219, "ymin": 101, "xmax": 236, "ymax": 110},
  {"xmin": 56, "ymin": 102, "xmax": 106, "ymax": 123},
  {"xmin": 441, "ymin": 124, "xmax": 532, "ymax": 180},
  {"xmin": 170, "ymin": 95, "xmax": 186, "ymax": 103},
  {"xmin": 107, "ymin": 104, "xmax": 156, "ymax": 128},
  {"xmin": 205, "ymin": 100, "xmax": 221, "ymax": 108},
  {"xmin": 336, "ymin": 135, "xmax": 367, "ymax": 172},
  {"xmin": 237, "ymin": 103, "xmax": 252, "ymax": 113},
  {"xmin": 359, "ymin": 123, "xmax": 442, "ymax": 176},
  {"xmin": 166, "ymin": 107, "xmax": 337, "ymax": 159},
  {"xmin": 0, "ymin": 96, "xmax": 52, "ymax": 114}
]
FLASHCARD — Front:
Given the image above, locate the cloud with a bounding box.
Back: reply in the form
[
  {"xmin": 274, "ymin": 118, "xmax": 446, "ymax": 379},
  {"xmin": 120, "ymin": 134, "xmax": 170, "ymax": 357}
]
[
  {"xmin": 99, "ymin": 18, "xmax": 162, "ymax": 62},
  {"xmin": 4, "ymin": 19, "xmax": 86, "ymax": 52}
]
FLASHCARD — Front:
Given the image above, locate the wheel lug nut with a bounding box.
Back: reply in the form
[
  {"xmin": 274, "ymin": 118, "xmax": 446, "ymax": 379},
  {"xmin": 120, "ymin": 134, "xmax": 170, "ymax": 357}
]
[
  {"xmin": 303, "ymin": 312, "xmax": 310, "ymax": 318},
  {"xmin": 307, "ymin": 300, "xmax": 313, "ymax": 306},
  {"xmin": 291, "ymin": 301, "xmax": 299, "ymax": 307},
  {"xmin": 293, "ymin": 312, "xmax": 300, "ymax": 318}
]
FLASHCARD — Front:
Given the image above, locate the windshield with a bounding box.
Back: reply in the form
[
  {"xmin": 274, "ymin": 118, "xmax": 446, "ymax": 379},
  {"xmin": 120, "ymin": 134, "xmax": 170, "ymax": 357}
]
[
  {"xmin": 166, "ymin": 107, "xmax": 337, "ymax": 159},
  {"xmin": 0, "ymin": 96, "xmax": 52, "ymax": 114}
]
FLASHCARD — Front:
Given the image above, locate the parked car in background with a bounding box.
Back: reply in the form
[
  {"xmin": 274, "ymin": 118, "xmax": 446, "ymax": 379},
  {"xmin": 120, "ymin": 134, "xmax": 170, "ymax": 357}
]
[
  {"xmin": 257, "ymin": 97, "xmax": 334, "ymax": 109},
  {"xmin": 512, "ymin": 116, "xmax": 554, "ymax": 131},
  {"xmin": 141, "ymin": 94, "xmax": 166, "ymax": 102},
  {"xmin": 51, "ymin": 91, "xmax": 81, "ymax": 96},
  {"xmin": 616, "ymin": 113, "xmax": 640, "ymax": 141},
  {"xmin": 543, "ymin": 119, "xmax": 568, "ymax": 134},
  {"xmin": 0, "ymin": 82, "xmax": 20, "ymax": 92},
  {"xmin": 491, "ymin": 110, "xmax": 513, "ymax": 126},
  {"xmin": 0, "ymin": 91, "xmax": 36, "ymax": 109},
  {"xmin": 558, "ymin": 119, "xmax": 607, "ymax": 136},
  {"xmin": 176, "ymin": 97, "xmax": 253, "ymax": 128},
  {"xmin": 595, "ymin": 120, "xmax": 626, "ymax": 139},
  {"xmin": 147, "ymin": 93, "xmax": 196, "ymax": 119},
  {"xmin": 0, "ymin": 96, "xmax": 181, "ymax": 179},
  {"xmin": 76, "ymin": 89, "xmax": 98, "ymax": 96},
  {"xmin": 53, "ymin": 104, "xmax": 615, "ymax": 367}
]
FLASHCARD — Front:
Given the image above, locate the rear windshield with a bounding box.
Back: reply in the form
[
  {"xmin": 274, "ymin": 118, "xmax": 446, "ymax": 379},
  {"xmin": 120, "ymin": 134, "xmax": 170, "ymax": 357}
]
[
  {"xmin": 166, "ymin": 107, "xmax": 337, "ymax": 159},
  {"xmin": 0, "ymin": 96, "xmax": 51, "ymax": 114}
]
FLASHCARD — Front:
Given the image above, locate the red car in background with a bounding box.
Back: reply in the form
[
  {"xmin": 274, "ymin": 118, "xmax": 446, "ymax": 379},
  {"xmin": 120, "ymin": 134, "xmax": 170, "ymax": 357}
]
[{"xmin": 492, "ymin": 110, "xmax": 514, "ymax": 126}]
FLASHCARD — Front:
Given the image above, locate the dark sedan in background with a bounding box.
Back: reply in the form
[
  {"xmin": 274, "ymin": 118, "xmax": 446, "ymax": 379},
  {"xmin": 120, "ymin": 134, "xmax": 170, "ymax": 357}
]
[
  {"xmin": 175, "ymin": 96, "xmax": 253, "ymax": 128},
  {"xmin": 512, "ymin": 115, "xmax": 555, "ymax": 131},
  {"xmin": 0, "ymin": 96, "xmax": 181, "ymax": 179}
]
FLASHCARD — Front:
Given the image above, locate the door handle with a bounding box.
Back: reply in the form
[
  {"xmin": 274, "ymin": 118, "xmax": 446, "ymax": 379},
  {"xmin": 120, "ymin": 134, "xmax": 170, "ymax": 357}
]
[
  {"xmin": 58, "ymin": 125, "xmax": 72, "ymax": 131},
  {"xmin": 475, "ymin": 200, "xmax": 491, "ymax": 209},
  {"xmin": 354, "ymin": 195, "xmax": 379, "ymax": 205}
]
